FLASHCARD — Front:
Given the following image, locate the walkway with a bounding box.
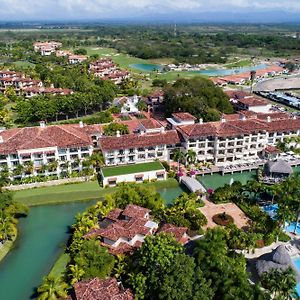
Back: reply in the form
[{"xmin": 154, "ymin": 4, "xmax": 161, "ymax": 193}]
[
  {"xmin": 181, "ymin": 176, "xmax": 206, "ymax": 193},
  {"xmin": 199, "ymin": 199, "xmax": 250, "ymax": 230}
]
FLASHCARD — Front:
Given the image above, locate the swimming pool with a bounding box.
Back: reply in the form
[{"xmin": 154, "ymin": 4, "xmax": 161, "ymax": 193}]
[
  {"xmin": 293, "ymin": 257, "xmax": 300, "ymax": 297},
  {"xmin": 262, "ymin": 204, "xmax": 300, "ymax": 235}
]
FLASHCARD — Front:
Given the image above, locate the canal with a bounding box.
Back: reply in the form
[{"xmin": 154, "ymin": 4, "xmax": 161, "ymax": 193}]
[{"xmin": 0, "ymin": 186, "xmax": 184, "ymax": 300}]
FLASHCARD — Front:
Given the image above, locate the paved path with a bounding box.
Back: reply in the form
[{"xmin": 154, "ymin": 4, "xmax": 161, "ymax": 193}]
[{"xmin": 199, "ymin": 199, "xmax": 250, "ymax": 230}]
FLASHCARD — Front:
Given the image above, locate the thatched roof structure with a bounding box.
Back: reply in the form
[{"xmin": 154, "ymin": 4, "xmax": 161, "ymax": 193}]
[
  {"xmin": 265, "ymin": 159, "xmax": 293, "ymax": 175},
  {"xmin": 255, "ymin": 245, "xmax": 300, "ymax": 280}
]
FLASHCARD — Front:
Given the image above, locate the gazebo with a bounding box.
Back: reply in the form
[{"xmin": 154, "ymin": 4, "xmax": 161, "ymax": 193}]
[
  {"xmin": 255, "ymin": 245, "xmax": 300, "ymax": 281},
  {"xmin": 265, "ymin": 159, "xmax": 293, "ymax": 179}
]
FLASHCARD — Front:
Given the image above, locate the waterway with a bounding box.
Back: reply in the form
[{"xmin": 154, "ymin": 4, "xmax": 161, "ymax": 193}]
[
  {"xmin": 130, "ymin": 63, "xmax": 267, "ymax": 77},
  {"xmin": 0, "ymin": 186, "xmax": 184, "ymax": 300}
]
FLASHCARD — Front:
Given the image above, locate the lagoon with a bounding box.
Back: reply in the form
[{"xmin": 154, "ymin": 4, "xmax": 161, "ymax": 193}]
[
  {"xmin": 129, "ymin": 63, "xmax": 268, "ymax": 77},
  {"xmin": 0, "ymin": 186, "xmax": 185, "ymax": 300},
  {"xmin": 129, "ymin": 63, "xmax": 163, "ymax": 72}
]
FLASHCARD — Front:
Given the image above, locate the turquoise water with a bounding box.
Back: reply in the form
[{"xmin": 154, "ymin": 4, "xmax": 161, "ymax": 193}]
[
  {"xmin": 198, "ymin": 171, "xmax": 257, "ymax": 190},
  {"xmin": 196, "ymin": 64, "xmax": 267, "ymax": 77},
  {"xmin": 262, "ymin": 204, "xmax": 300, "ymax": 234},
  {"xmin": 129, "ymin": 63, "xmax": 163, "ymax": 72},
  {"xmin": 130, "ymin": 63, "xmax": 267, "ymax": 77},
  {"xmin": 0, "ymin": 186, "xmax": 184, "ymax": 300},
  {"xmin": 293, "ymin": 257, "xmax": 300, "ymax": 297}
]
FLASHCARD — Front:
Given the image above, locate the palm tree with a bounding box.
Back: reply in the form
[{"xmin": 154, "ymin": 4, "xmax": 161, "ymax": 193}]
[
  {"xmin": 172, "ymin": 149, "xmax": 185, "ymax": 172},
  {"xmin": 69, "ymin": 264, "xmax": 85, "ymax": 285},
  {"xmin": 185, "ymin": 149, "xmax": 197, "ymax": 166},
  {"xmin": 88, "ymin": 151, "xmax": 104, "ymax": 171},
  {"xmin": 37, "ymin": 275, "xmax": 68, "ymax": 300},
  {"xmin": 261, "ymin": 267, "xmax": 297, "ymax": 299}
]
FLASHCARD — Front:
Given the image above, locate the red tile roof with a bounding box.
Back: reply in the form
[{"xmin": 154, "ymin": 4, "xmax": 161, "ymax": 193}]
[
  {"xmin": 0, "ymin": 124, "xmax": 102, "ymax": 154},
  {"xmin": 172, "ymin": 112, "xmax": 197, "ymax": 121},
  {"xmin": 158, "ymin": 223, "xmax": 189, "ymax": 244},
  {"xmin": 238, "ymin": 97, "xmax": 269, "ymax": 107},
  {"xmin": 99, "ymin": 130, "xmax": 181, "ymax": 151},
  {"xmin": 73, "ymin": 277, "xmax": 133, "ymax": 300},
  {"xmin": 122, "ymin": 204, "xmax": 150, "ymax": 219},
  {"xmin": 139, "ymin": 119, "xmax": 162, "ymax": 129},
  {"xmin": 225, "ymin": 90, "xmax": 250, "ymax": 99},
  {"xmin": 106, "ymin": 208, "xmax": 123, "ymax": 221},
  {"xmin": 177, "ymin": 115, "xmax": 300, "ymax": 138}
]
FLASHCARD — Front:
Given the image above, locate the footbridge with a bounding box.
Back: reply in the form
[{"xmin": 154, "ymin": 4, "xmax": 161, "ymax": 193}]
[{"xmin": 181, "ymin": 176, "xmax": 207, "ymax": 193}]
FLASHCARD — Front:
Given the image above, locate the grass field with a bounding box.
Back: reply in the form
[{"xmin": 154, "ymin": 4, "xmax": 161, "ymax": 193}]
[
  {"xmin": 101, "ymin": 161, "xmax": 164, "ymax": 177},
  {"xmin": 224, "ymin": 59, "xmax": 252, "ymax": 68},
  {"xmin": 13, "ymin": 178, "xmax": 179, "ymax": 206},
  {"xmin": 49, "ymin": 252, "xmax": 70, "ymax": 278},
  {"xmin": 0, "ymin": 234, "xmax": 17, "ymax": 263},
  {"xmin": 13, "ymin": 61, "xmax": 35, "ymax": 68}
]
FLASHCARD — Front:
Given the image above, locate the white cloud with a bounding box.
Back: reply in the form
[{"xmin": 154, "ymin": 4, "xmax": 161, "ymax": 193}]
[{"xmin": 0, "ymin": 0, "xmax": 300, "ymax": 20}]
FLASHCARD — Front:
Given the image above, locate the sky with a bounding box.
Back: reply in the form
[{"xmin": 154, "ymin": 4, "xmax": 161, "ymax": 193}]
[{"xmin": 1, "ymin": 0, "xmax": 300, "ymax": 22}]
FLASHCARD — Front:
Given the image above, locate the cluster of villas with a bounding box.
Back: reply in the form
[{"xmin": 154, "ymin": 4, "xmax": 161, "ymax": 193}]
[
  {"xmin": 210, "ymin": 65, "xmax": 286, "ymax": 86},
  {"xmin": 0, "ymin": 70, "xmax": 73, "ymax": 97},
  {"xmin": 89, "ymin": 58, "xmax": 130, "ymax": 84},
  {"xmin": 33, "ymin": 41, "xmax": 88, "ymax": 64},
  {"xmin": 84, "ymin": 204, "xmax": 189, "ymax": 255},
  {"xmin": 33, "ymin": 41, "xmax": 62, "ymax": 56},
  {"xmin": 0, "ymin": 88, "xmax": 300, "ymax": 183},
  {"xmin": 65, "ymin": 204, "xmax": 189, "ymax": 299}
]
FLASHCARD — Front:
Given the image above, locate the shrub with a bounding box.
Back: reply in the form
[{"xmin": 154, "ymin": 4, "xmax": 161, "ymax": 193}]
[{"xmin": 212, "ymin": 213, "xmax": 234, "ymax": 226}]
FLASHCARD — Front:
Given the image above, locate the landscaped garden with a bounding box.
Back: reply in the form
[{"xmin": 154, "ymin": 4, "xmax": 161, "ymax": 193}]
[{"xmin": 101, "ymin": 161, "xmax": 164, "ymax": 177}]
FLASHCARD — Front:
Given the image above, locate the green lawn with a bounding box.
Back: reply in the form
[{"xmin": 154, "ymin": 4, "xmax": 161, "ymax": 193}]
[
  {"xmin": 0, "ymin": 235, "xmax": 17, "ymax": 263},
  {"xmin": 13, "ymin": 60, "xmax": 35, "ymax": 68},
  {"xmin": 49, "ymin": 252, "xmax": 70, "ymax": 278},
  {"xmin": 13, "ymin": 178, "xmax": 179, "ymax": 206},
  {"xmin": 101, "ymin": 161, "xmax": 164, "ymax": 177},
  {"xmin": 153, "ymin": 71, "xmax": 208, "ymax": 81},
  {"xmin": 69, "ymin": 46, "xmax": 147, "ymax": 70},
  {"xmin": 224, "ymin": 59, "xmax": 252, "ymax": 68}
]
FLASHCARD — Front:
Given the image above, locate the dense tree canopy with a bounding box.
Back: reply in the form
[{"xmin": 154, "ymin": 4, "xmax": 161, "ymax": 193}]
[{"xmin": 164, "ymin": 77, "xmax": 233, "ymax": 121}]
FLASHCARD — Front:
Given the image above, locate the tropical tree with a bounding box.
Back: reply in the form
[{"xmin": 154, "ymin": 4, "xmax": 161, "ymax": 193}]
[
  {"xmin": 69, "ymin": 264, "xmax": 85, "ymax": 285},
  {"xmin": 37, "ymin": 275, "xmax": 68, "ymax": 300},
  {"xmin": 260, "ymin": 267, "xmax": 297, "ymax": 299},
  {"xmin": 172, "ymin": 149, "xmax": 185, "ymax": 172},
  {"xmin": 73, "ymin": 239, "xmax": 115, "ymax": 280},
  {"xmin": 136, "ymin": 100, "xmax": 148, "ymax": 112},
  {"xmin": 185, "ymin": 149, "xmax": 197, "ymax": 166}
]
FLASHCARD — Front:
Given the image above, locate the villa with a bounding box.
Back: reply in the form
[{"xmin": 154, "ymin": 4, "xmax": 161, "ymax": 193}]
[
  {"xmin": 33, "ymin": 41, "xmax": 62, "ymax": 56},
  {"xmin": 68, "ymin": 55, "xmax": 88, "ymax": 64},
  {"xmin": 84, "ymin": 204, "xmax": 159, "ymax": 255},
  {"xmin": 89, "ymin": 59, "xmax": 130, "ymax": 84},
  {"xmin": 71, "ymin": 277, "xmax": 133, "ymax": 300},
  {"xmin": 157, "ymin": 223, "xmax": 190, "ymax": 245},
  {"xmin": 22, "ymin": 87, "xmax": 74, "ymax": 98}
]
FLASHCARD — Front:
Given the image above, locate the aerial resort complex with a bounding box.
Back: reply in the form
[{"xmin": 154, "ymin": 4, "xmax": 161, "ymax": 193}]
[{"xmin": 1, "ymin": 7, "xmax": 300, "ymax": 300}]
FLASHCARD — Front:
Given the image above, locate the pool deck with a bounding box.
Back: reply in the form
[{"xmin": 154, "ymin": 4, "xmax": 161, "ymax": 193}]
[{"xmin": 199, "ymin": 199, "xmax": 250, "ymax": 230}]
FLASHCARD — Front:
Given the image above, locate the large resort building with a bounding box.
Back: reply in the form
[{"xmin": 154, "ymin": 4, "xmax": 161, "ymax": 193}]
[
  {"xmin": 0, "ymin": 122, "xmax": 102, "ymax": 180},
  {"xmin": 0, "ymin": 104, "xmax": 300, "ymax": 180}
]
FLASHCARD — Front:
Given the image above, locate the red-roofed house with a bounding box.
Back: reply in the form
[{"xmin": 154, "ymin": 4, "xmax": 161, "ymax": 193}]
[
  {"xmin": 72, "ymin": 277, "xmax": 133, "ymax": 300},
  {"xmin": 158, "ymin": 223, "xmax": 190, "ymax": 244},
  {"xmin": 166, "ymin": 112, "xmax": 197, "ymax": 129},
  {"xmin": 84, "ymin": 204, "xmax": 158, "ymax": 255}
]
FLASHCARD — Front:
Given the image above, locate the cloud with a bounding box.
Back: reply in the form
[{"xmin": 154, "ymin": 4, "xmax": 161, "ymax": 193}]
[{"xmin": 0, "ymin": 0, "xmax": 300, "ymax": 20}]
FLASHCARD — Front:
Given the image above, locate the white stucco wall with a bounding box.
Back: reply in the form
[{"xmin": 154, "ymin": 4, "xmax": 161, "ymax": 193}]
[{"xmin": 102, "ymin": 169, "xmax": 166, "ymax": 186}]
